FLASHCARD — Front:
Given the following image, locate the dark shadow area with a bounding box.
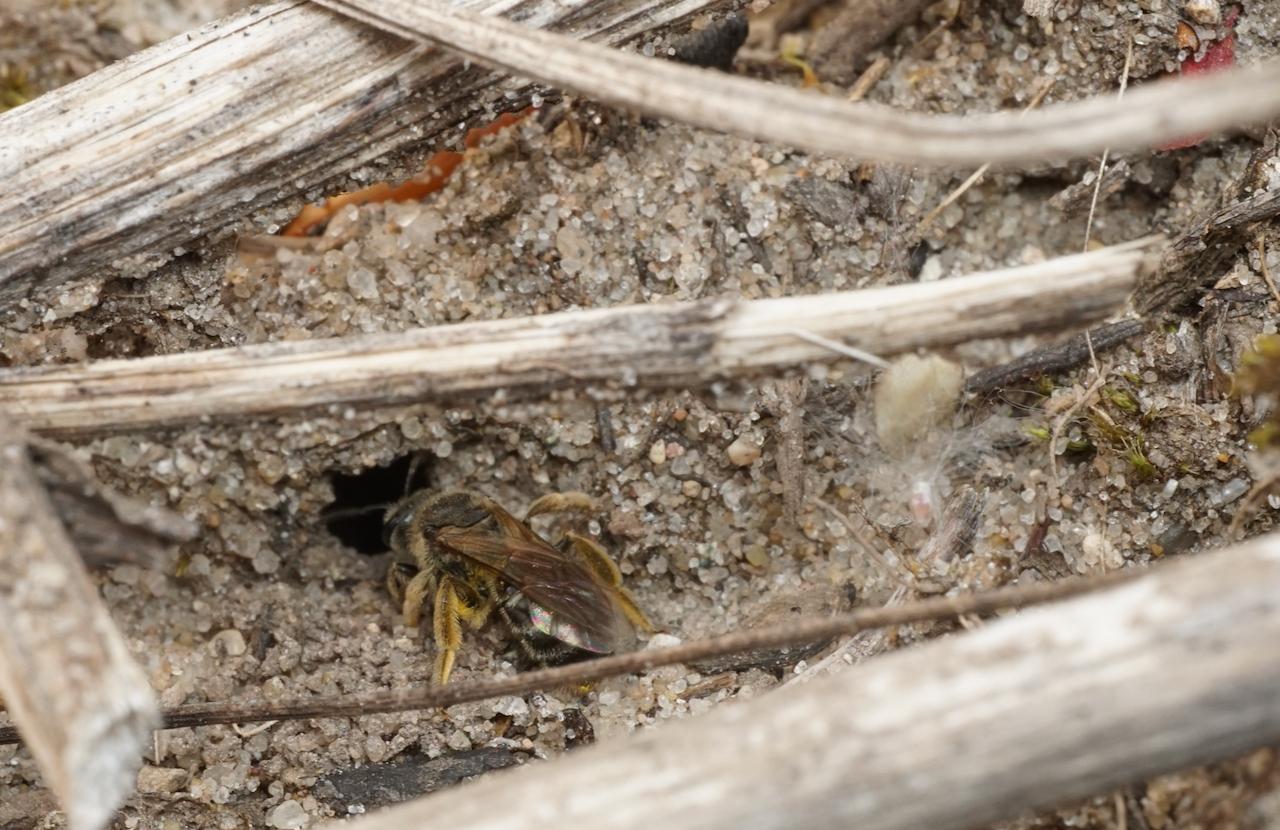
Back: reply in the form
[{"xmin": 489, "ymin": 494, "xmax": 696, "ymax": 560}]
[{"xmin": 323, "ymin": 453, "xmax": 432, "ymax": 554}]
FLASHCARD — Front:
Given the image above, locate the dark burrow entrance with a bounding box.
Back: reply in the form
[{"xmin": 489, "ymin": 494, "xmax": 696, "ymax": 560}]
[{"xmin": 323, "ymin": 453, "xmax": 432, "ymax": 554}]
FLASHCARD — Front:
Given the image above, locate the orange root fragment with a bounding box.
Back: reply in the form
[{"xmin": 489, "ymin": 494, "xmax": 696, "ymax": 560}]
[{"xmin": 281, "ymin": 107, "xmax": 535, "ymax": 237}]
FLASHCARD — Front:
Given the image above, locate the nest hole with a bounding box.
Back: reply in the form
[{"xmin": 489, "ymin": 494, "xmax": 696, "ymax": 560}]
[{"xmin": 323, "ymin": 453, "xmax": 432, "ymax": 554}]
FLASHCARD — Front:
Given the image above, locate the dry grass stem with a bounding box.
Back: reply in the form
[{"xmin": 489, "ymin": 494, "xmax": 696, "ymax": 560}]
[
  {"xmin": 786, "ymin": 328, "xmax": 891, "ymax": 368},
  {"xmin": 0, "ymin": 0, "xmax": 735, "ymax": 298},
  {"xmin": 0, "ymin": 241, "xmax": 1155, "ymax": 435},
  {"xmin": 0, "ymin": 430, "xmax": 160, "ymax": 830},
  {"xmin": 0, "ymin": 566, "xmax": 1135, "ymax": 746},
  {"xmin": 317, "ymin": 0, "xmax": 1280, "ymax": 168},
  {"xmin": 847, "ymin": 55, "xmax": 891, "ymax": 101},
  {"xmin": 1049, "ymin": 372, "xmax": 1108, "ymax": 489},
  {"xmin": 1083, "ymin": 37, "xmax": 1134, "ymax": 251}
]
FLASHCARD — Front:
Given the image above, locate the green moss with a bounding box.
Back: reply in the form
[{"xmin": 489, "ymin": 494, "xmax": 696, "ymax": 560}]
[
  {"xmin": 1065, "ymin": 437, "xmax": 1095, "ymax": 454},
  {"xmin": 1124, "ymin": 437, "xmax": 1156, "ymax": 481},
  {"xmin": 1024, "ymin": 424, "xmax": 1051, "ymax": 441},
  {"xmin": 1103, "ymin": 386, "xmax": 1138, "ymax": 413}
]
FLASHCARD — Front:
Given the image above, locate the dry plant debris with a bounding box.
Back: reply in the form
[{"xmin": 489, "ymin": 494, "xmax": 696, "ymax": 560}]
[{"xmin": 4, "ymin": 0, "xmax": 1280, "ymax": 827}]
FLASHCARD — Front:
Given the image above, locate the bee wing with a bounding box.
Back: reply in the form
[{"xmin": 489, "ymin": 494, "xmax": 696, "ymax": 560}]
[{"xmin": 435, "ymin": 525, "xmax": 627, "ymax": 651}]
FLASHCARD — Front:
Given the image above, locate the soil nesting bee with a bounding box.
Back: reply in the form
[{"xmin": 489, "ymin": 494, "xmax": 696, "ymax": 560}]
[{"xmin": 383, "ymin": 489, "xmax": 654, "ymax": 684}]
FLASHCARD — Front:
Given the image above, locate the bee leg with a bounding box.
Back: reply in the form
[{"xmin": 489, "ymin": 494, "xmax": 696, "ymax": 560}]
[
  {"xmin": 433, "ymin": 577, "xmax": 464, "ymax": 685},
  {"xmin": 524, "ymin": 491, "xmax": 597, "ymax": 521},
  {"xmin": 431, "ymin": 576, "xmax": 494, "ymax": 685},
  {"xmin": 396, "ymin": 568, "xmax": 436, "ymax": 629},
  {"xmin": 386, "ymin": 562, "xmax": 415, "ymax": 604},
  {"xmin": 386, "ymin": 561, "xmax": 428, "ymax": 624},
  {"xmin": 562, "ymin": 531, "xmax": 655, "ymax": 634}
]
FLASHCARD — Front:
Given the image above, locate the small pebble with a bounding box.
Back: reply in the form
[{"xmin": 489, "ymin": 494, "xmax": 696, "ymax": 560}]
[
  {"xmin": 211, "ymin": 629, "xmax": 247, "ymax": 657},
  {"xmin": 1184, "ymin": 0, "xmax": 1221, "ymax": 25},
  {"xmin": 556, "ymin": 225, "xmax": 594, "ymax": 275},
  {"xmin": 252, "ymin": 549, "xmax": 282, "ymax": 575},
  {"xmin": 346, "ymin": 267, "xmax": 379, "ymax": 301},
  {"xmin": 493, "ymin": 696, "xmax": 530, "ymax": 716},
  {"xmin": 266, "ymin": 800, "xmax": 309, "ymax": 830},
  {"xmin": 648, "ymin": 441, "xmax": 667, "ymax": 465},
  {"xmin": 726, "ymin": 435, "xmax": 761, "ymax": 466},
  {"xmin": 647, "ymin": 633, "xmax": 683, "ymax": 649},
  {"xmin": 136, "ymin": 766, "xmax": 188, "ymax": 795}
]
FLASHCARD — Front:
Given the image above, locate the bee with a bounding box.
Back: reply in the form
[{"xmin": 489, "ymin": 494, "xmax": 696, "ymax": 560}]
[{"xmin": 383, "ymin": 489, "xmax": 654, "ymax": 684}]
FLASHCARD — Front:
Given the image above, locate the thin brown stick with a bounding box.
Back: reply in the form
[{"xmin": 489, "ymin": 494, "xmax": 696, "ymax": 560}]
[
  {"xmin": 0, "ymin": 568, "xmax": 1135, "ymax": 746},
  {"xmin": 846, "ymin": 56, "xmax": 891, "ymax": 102},
  {"xmin": 964, "ymin": 318, "xmax": 1145, "ymax": 394},
  {"xmin": 793, "ymin": 585, "xmax": 908, "ymax": 680}
]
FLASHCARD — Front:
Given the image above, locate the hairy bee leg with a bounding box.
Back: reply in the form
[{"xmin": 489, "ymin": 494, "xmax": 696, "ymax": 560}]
[
  {"xmin": 385, "ymin": 562, "xmax": 416, "ymax": 605},
  {"xmin": 431, "ymin": 576, "xmax": 496, "ymax": 685},
  {"xmin": 433, "ymin": 578, "xmax": 464, "ymax": 685},
  {"xmin": 524, "ymin": 491, "xmax": 597, "ymax": 521},
  {"xmin": 562, "ymin": 531, "xmax": 655, "ymax": 633},
  {"xmin": 400, "ymin": 569, "xmax": 436, "ymax": 628}
]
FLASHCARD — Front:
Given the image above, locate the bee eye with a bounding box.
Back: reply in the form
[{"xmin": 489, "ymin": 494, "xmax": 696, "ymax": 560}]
[{"xmin": 382, "ymin": 506, "xmax": 415, "ymax": 548}]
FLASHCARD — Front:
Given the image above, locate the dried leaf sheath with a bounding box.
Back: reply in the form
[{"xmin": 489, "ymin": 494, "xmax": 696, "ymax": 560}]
[
  {"xmin": 0, "ymin": 240, "xmax": 1156, "ymax": 435},
  {"xmin": 0, "ymin": 432, "xmax": 159, "ymax": 830},
  {"xmin": 0, "ymin": 0, "xmax": 736, "ymax": 300}
]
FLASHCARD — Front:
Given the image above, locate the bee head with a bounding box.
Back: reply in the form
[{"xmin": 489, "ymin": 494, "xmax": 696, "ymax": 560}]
[
  {"xmin": 382, "ymin": 491, "xmax": 428, "ymax": 551},
  {"xmin": 382, "ymin": 490, "xmax": 490, "ymax": 550}
]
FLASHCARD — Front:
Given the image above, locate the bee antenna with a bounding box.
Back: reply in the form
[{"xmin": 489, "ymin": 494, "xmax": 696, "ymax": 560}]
[
  {"xmin": 403, "ymin": 453, "xmax": 429, "ymax": 498},
  {"xmin": 323, "ymin": 503, "xmax": 392, "ymax": 521}
]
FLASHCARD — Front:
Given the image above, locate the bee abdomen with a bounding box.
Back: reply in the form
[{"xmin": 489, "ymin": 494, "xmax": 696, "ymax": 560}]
[{"xmin": 498, "ymin": 603, "xmax": 597, "ymax": 670}]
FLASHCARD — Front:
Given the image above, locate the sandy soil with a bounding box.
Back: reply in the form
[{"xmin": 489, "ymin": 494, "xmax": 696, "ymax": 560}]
[{"xmin": 2, "ymin": 0, "xmax": 1280, "ymax": 827}]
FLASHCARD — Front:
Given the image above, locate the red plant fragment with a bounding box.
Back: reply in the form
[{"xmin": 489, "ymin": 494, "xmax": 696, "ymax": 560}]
[
  {"xmin": 1160, "ymin": 7, "xmax": 1239, "ymax": 150},
  {"xmin": 282, "ymin": 108, "xmax": 535, "ymax": 237}
]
